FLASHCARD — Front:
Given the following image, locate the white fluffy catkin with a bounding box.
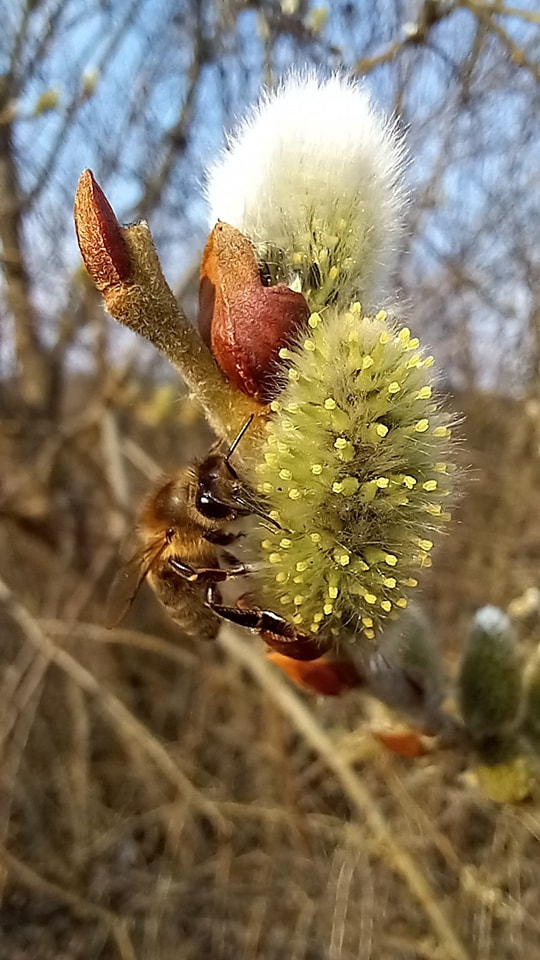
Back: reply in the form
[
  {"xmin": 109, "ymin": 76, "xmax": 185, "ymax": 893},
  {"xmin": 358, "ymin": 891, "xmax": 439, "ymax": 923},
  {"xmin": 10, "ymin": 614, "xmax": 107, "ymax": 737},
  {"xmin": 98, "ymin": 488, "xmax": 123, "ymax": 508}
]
[{"xmin": 206, "ymin": 71, "xmax": 407, "ymax": 308}]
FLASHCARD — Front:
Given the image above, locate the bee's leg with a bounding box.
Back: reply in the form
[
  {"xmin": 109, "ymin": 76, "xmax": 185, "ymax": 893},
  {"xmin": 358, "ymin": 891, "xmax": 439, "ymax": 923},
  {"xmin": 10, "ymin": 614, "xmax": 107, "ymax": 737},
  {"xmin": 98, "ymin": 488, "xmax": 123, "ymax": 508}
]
[
  {"xmin": 204, "ymin": 529, "xmax": 243, "ymax": 546},
  {"xmin": 221, "ymin": 550, "xmax": 254, "ymax": 572},
  {"xmin": 168, "ymin": 558, "xmax": 249, "ymax": 582},
  {"xmin": 205, "ymin": 586, "xmax": 326, "ymax": 661}
]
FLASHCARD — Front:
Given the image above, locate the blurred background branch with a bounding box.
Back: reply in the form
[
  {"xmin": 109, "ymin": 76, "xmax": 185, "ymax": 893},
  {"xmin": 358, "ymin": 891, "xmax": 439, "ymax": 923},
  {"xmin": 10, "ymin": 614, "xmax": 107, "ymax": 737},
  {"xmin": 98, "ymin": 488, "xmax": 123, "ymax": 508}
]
[{"xmin": 1, "ymin": 1, "xmax": 539, "ymax": 958}]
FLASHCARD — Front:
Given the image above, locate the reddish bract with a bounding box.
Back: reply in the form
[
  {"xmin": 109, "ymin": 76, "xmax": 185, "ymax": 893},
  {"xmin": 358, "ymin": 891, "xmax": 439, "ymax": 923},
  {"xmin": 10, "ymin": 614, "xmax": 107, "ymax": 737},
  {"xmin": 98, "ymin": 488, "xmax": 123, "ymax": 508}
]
[
  {"xmin": 74, "ymin": 170, "xmax": 132, "ymax": 291},
  {"xmin": 266, "ymin": 651, "xmax": 365, "ymax": 697},
  {"xmin": 199, "ymin": 222, "xmax": 310, "ymax": 402},
  {"xmin": 373, "ymin": 728, "xmax": 428, "ymax": 758}
]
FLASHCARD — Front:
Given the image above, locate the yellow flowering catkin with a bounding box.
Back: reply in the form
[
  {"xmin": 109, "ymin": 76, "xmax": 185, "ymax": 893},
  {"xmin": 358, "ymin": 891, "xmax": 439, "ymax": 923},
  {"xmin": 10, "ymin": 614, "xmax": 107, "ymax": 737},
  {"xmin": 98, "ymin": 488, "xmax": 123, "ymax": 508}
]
[{"xmin": 250, "ymin": 304, "xmax": 456, "ymax": 647}]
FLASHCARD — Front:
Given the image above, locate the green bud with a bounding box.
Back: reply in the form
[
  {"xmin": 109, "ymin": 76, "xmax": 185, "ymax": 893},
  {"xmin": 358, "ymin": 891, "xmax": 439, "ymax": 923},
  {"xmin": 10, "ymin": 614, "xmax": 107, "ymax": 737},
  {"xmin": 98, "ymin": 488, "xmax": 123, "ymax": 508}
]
[
  {"xmin": 366, "ymin": 606, "xmax": 446, "ymax": 732},
  {"xmin": 34, "ymin": 88, "xmax": 59, "ymax": 115},
  {"xmin": 472, "ymin": 755, "xmax": 534, "ymax": 804},
  {"xmin": 458, "ymin": 606, "xmax": 522, "ymax": 747},
  {"xmin": 522, "ymin": 650, "xmax": 540, "ymax": 753},
  {"xmin": 249, "ymin": 305, "xmax": 456, "ymax": 647}
]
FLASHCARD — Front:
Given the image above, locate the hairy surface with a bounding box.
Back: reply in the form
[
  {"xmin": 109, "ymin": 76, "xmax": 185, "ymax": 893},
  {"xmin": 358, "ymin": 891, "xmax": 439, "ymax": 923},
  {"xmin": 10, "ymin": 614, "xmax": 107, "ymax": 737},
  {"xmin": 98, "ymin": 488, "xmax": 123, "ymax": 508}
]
[{"xmin": 206, "ymin": 71, "xmax": 408, "ymax": 307}]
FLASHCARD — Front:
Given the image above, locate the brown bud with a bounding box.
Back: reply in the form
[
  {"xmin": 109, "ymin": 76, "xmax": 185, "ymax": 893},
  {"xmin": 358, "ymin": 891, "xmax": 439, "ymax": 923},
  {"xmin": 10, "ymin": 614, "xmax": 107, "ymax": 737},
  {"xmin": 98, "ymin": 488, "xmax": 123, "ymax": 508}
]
[
  {"xmin": 74, "ymin": 169, "xmax": 132, "ymax": 291},
  {"xmin": 199, "ymin": 222, "xmax": 310, "ymax": 402}
]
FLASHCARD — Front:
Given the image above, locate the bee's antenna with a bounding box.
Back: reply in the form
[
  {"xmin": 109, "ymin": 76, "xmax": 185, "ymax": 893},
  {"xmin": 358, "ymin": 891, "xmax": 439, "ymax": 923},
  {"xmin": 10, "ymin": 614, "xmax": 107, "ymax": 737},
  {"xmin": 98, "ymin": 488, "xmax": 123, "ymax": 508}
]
[
  {"xmin": 225, "ymin": 414, "xmax": 255, "ymax": 466},
  {"xmin": 232, "ymin": 496, "xmax": 283, "ymax": 531}
]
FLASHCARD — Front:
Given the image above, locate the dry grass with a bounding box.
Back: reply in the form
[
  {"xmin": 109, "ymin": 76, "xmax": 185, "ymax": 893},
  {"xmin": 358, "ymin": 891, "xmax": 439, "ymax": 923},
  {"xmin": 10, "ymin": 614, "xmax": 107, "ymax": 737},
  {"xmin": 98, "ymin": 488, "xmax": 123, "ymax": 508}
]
[{"xmin": 1, "ymin": 388, "xmax": 539, "ymax": 960}]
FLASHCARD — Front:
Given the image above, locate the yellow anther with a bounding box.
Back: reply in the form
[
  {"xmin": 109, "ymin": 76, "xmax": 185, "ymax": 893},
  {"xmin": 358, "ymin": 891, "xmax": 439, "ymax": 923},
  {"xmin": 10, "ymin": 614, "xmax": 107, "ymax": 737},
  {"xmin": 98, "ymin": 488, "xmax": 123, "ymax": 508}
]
[{"xmin": 407, "ymin": 354, "xmax": 421, "ymax": 368}]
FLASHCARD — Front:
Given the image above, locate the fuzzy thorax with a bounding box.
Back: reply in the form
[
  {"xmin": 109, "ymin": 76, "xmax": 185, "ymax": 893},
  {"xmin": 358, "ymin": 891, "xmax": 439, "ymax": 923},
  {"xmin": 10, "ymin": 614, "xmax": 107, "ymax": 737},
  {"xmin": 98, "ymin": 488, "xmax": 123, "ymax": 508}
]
[
  {"xmin": 249, "ymin": 304, "xmax": 455, "ymax": 647},
  {"xmin": 206, "ymin": 72, "xmax": 407, "ymax": 309}
]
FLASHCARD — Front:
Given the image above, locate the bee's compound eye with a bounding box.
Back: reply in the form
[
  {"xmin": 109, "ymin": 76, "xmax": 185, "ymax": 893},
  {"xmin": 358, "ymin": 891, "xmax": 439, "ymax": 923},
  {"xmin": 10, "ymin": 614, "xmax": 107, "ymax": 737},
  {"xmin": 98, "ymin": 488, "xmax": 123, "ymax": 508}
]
[{"xmin": 196, "ymin": 488, "xmax": 231, "ymax": 520}]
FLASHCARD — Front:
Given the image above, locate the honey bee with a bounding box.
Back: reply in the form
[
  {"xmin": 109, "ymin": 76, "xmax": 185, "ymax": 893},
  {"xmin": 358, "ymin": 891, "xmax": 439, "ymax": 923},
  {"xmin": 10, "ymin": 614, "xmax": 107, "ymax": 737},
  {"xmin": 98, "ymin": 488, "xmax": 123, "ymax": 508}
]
[
  {"xmin": 106, "ymin": 416, "xmax": 265, "ymax": 640},
  {"xmin": 106, "ymin": 416, "xmax": 332, "ymax": 664}
]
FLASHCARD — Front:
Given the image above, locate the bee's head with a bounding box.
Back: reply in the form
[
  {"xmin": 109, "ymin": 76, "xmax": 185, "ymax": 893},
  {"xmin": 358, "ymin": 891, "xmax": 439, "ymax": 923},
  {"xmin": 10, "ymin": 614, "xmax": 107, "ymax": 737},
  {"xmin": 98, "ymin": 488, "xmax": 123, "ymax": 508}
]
[{"xmin": 195, "ymin": 451, "xmax": 248, "ymax": 521}]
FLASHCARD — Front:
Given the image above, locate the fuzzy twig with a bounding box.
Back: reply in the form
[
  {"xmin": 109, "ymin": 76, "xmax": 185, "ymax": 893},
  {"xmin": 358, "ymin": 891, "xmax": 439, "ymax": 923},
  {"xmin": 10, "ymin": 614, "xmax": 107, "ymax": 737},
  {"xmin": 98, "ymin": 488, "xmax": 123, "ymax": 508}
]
[
  {"xmin": 114, "ymin": 222, "xmax": 262, "ymax": 443},
  {"xmin": 74, "ymin": 170, "xmax": 262, "ymax": 451}
]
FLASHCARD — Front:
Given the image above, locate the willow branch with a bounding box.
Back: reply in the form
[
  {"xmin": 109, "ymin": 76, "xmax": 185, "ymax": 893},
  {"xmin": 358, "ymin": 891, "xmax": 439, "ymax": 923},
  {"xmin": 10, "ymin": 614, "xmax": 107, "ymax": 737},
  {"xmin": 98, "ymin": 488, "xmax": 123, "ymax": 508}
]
[{"xmin": 74, "ymin": 170, "xmax": 262, "ymax": 449}]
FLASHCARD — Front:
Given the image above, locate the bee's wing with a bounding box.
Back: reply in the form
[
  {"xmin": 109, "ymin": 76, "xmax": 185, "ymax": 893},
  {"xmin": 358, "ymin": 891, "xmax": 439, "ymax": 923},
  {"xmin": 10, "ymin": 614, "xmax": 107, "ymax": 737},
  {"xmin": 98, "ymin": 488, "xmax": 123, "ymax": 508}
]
[{"xmin": 105, "ymin": 532, "xmax": 168, "ymax": 628}]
